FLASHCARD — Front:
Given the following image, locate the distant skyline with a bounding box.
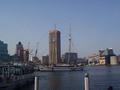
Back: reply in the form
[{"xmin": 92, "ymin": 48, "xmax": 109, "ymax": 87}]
[{"xmin": 0, "ymin": 0, "xmax": 120, "ymax": 58}]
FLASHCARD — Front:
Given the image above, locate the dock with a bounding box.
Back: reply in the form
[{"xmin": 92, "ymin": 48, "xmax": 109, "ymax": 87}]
[{"xmin": 0, "ymin": 65, "xmax": 35, "ymax": 90}]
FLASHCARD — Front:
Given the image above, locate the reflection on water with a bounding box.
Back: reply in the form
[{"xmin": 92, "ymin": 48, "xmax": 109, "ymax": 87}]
[
  {"xmin": 39, "ymin": 71, "xmax": 85, "ymax": 90},
  {"xmin": 17, "ymin": 66, "xmax": 120, "ymax": 90},
  {"xmin": 48, "ymin": 73, "xmax": 62, "ymax": 90},
  {"xmin": 87, "ymin": 66, "xmax": 120, "ymax": 90}
]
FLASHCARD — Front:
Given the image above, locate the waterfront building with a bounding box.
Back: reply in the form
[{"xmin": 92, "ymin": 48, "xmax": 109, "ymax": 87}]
[
  {"xmin": 88, "ymin": 54, "xmax": 99, "ymax": 65},
  {"xmin": 99, "ymin": 48, "xmax": 114, "ymax": 56},
  {"xmin": 16, "ymin": 42, "xmax": 24, "ymax": 62},
  {"xmin": 103, "ymin": 48, "xmax": 114, "ymax": 56},
  {"xmin": 99, "ymin": 56, "xmax": 106, "ymax": 65},
  {"xmin": 117, "ymin": 55, "xmax": 120, "ymax": 64},
  {"xmin": 49, "ymin": 30, "xmax": 61, "ymax": 65},
  {"xmin": 0, "ymin": 40, "xmax": 9, "ymax": 61},
  {"xmin": 63, "ymin": 52, "xmax": 77, "ymax": 65},
  {"xmin": 76, "ymin": 57, "xmax": 88, "ymax": 66},
  {"xmin": 42, "ymin": 55, "xmax": 49, "ymax": 66},
  {"xmin": 99, "ymin": 50, "xmax": 105, "ymax": 57},
  {"xmin": 99, "ymin": 48, "xmax": 115, "ymax": 65},
  {"xmin": 110, "ymin": 56, "xmax": 118, "ymax": 65},
  {"xmin": 23, "ymin": 49, "xmax": 29, "ymax": 63}
]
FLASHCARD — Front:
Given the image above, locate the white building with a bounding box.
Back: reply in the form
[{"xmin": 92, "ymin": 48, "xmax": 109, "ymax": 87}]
[{"xmin": 110, "ymin": 56, "xmax": 118, "ymax": 65}]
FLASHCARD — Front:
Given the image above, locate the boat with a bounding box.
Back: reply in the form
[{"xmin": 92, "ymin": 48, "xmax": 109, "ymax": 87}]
[{"xmin": 39, "ymin": 65, "xmax": 84, "ymax": 72}]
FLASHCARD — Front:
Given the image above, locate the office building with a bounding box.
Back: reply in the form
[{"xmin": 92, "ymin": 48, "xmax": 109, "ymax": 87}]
[
  {"xmin": 42, "ymin": 55, "xmax": 49, "ymax": 66},
  {"xmin": 23, "ymin": 49, "xmax": 29, "ymax": 63},
  {"xmin": 0, "ymin": 40, "xmax": 9, "ymax": 61},
  {"xmin": 16, "ymin": 42, "xmax": 24, "ymax": 62},
  {"xmin": 49, "ymin": 30, "xmax": 61, "ymax": 65},
  {"xmin": 63, "ymin": 52, "xmax": 77, "ymax": 64},
  {"xmin": 99, "ymin": 48, "xmax": 115, "ymax": 65}
]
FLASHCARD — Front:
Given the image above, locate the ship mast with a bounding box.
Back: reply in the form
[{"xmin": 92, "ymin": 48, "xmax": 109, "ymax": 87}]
[{"xmin": 68, "ymin": 25, "xmax": 72, "ymax": 64}]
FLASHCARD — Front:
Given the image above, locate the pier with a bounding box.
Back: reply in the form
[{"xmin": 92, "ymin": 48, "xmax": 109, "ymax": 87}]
[{"xmin": 0, "ymin": 65, "xmax": 34, "ymax": 90}]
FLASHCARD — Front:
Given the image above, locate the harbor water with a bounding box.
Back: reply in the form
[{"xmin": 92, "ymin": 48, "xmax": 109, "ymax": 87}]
[{"xmin": 17, "ymin": 65, "xmax": 120, "ymax": 90}]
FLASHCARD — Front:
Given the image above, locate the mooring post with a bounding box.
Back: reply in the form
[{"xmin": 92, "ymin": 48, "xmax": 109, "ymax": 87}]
[
  {"xmin": 34, "ymin": 76, "xmax": 39, "ymax": 90},
  {"xmin": 84, "ymin": 73, "xmax": 90, "ymax": 90},
  {"xmin": 108, "ymin": 86, "xmax": 113, "ymax": 90}
]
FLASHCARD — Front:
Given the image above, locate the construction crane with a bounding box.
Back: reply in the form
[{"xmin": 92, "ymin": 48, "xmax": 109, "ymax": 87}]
[
  {"xmin": 32, "ymin": 42, "xmax": 40, "ymax": 64},
  {"xmin": 35, "ymin": 42, "xmax": 39, "ymax": 57},
  {"xmin": 27, "ymin": 42, "xmax": 33, "ymax": 61}
]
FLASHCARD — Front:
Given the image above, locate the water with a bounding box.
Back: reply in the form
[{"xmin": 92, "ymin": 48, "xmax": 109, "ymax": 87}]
[{"xmin": 19, "ymin": 65, "xmax": 120, "ymax": 90}]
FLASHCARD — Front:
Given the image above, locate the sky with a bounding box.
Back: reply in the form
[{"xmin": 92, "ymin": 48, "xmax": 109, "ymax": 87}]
[{"xmin": 0, "ymin": 0, "xmax": 120, "ymax": 58}]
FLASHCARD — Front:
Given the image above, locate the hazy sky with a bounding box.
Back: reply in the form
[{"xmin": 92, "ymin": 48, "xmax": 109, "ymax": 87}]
[{"xmin": 0, "ymin": 0, "xmax": 120, "ymax": 57}]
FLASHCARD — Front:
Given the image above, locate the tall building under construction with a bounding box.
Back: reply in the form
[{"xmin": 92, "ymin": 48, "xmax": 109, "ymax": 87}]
[{"xmin": 49, "ymin": 30, "xmax": 61, "ymax": 65}]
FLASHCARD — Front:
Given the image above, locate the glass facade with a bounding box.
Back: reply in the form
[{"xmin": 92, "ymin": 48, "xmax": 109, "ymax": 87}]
[{"xmin": 0, "ymin": 40, "xmax": 9, "ymax": 61}]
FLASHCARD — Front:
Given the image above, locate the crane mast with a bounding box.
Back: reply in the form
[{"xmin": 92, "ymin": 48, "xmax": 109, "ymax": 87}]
[{"xmin": 35, "ymin": 42, "xmax": 39, "ymax": 57}]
